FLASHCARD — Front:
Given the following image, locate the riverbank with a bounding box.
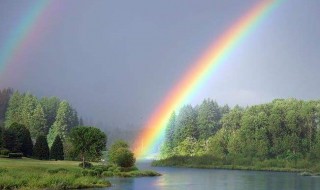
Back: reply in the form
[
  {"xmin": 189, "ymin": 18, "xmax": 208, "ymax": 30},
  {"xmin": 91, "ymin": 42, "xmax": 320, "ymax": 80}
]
[
  {"xmin": 0, "ymin": 157, "xmax": 160, "ymax": 189},
  {"xmin": 0, "ymin": 158, "xmax": 111, "ymax": 189},
  {"xmin": 152, "ymin": 155, "xmax": 320, "ymax": 175}
]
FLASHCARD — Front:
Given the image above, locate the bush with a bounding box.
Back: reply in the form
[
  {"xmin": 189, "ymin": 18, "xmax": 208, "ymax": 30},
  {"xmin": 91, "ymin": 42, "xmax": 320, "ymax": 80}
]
[
  {"xmin": 8, "ymin": 153, "xmax": 23, "ymax": 158},
  {"xmin": 78, "ymin": 161, "xmax": 92, "ymax": 168},
  {"xmin": 102, "ymin": 171, "xmax": 113, "ymax": 177},
  {"xmin": 92, "ymin": 165, "xmax": 110, "ymax": 171},
  {"xmin": 113, "ymin": 148, "xmax": 136, "ymax": 168},
  {"xmin": 47, "ymin": 168, "xmax": 68, "ymax": 174},
  {"xmin": 120, "ymin": 166, "xmax": 138, "ymax": 172},
  {"xmin": 0, "ymin": 149, "xmax": 10, "ymax": 156}
]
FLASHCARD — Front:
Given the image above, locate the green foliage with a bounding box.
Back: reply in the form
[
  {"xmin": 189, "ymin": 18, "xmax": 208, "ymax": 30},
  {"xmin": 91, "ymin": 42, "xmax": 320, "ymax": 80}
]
[
  {"xmin": 33, "ymin": 135, "xmax": 50, "ymax": 160},
  {"xmin": 6, "ymin": 122, "xmax": 33, "ymax": 157},
  {"xmin": 47, "ymin": 168, "xmax": 68, "ymax": 174},
  {"xmin": 8, "ymin": 153, "xmax": 23, "ymax": 158},
  {"xmin": 63, "ymin": 138, "xmax": 79, "ymax": 161},
  {"xmin": 0, "ymin": 88, "xmax": 13, "ymax": 124},
  {"xmin": 113, "ymin": 148, "xmax": 136, "ymax": 168},
  {"xmin": 108, "ymin": 140, "xmax": 136, "ymax": 167},
  {"xmin": 160, "ymin": 98, "xmax": 320, "ymax": 168},
  {"xmin": 4, "ymin": 90, "xmax": 81, "ymax": 144},
  {"xmin": 69, "ymin": 126, "xmax": 107, "ymax": 167},
  {"xmin": 5, "ymin": 91, "xmax": 24, "ymax": 128},
  {"xmin": 207, "ymin": 128, "xmax": 229, "ymax": 159},
  {"xmin": 40, "ymin": 96, "xmax": 61, "ymax": 134},
  {"xmin": 0, "ymin": 148, "xmax": 9, "ymax": 156},
  {"xmin": 47, "ymin": 101, "xmax": 78, "ymax": 147},
  {"xmin": 162, "ymin": 112, "xmax": 176, "ymax": 158},
  {"xmin": 78, "ymin": 161, "xmax": 93, "ymax": 168},
  {"xmin": 30, "ymin": 103, "xmax": 47, "ymax": 138},
  {"xmin": 108, "ymin": 140, "xmax": 129, "ymax": 162},
  {"xmin": 197, "ymin": 99, "xmax": 221, "ymax": 140},
  {"xmin": 21, "ymin": 93, "xmax": 39, "ymax": 137},
  {"xmin": 0, "ymin": 125, "xmax": 3, "ymax": 148},
  {"xmin": 174, "ymin": 105, "xmax": 199, "ymax": 144},
  {"xmin": 0, "ymin": 159, "xmax": 111, "ymax": 189},
  {"xmin": 50, "ymin": 135, "xmax": 64, "ymax": 160}
]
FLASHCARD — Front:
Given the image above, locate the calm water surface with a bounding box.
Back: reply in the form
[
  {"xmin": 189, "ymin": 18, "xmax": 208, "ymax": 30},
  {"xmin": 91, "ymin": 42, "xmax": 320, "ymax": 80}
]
[{"xmin": 95, "ymin": 162, "xmax": 320, "ymax": 190}]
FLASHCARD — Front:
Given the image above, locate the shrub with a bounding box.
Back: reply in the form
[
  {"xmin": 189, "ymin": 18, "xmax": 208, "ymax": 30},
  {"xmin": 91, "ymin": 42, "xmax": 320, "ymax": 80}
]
[
  {"xmin": 78, "ymin": 161, "xmax": 92, "ymax": 168},
  {"xmin": 47, "ymin": 168, "xmax": 68, "ymax": 174},
  {"xmin": 8, "ymin": 153, "xmax": 23, "ymax": 158},
  {"xmin": 120, "ymin": 166, "xmax": 138, "ymax": 172},
  {"xmin": 113, "ymin": 147, "xmax": 136, "ymax": 168},
  {"xmin": 102, "ymin": 171, "xmax": 113, "ymax": 177},
  {"xmin": 0, "ymin": 149, "xmax": 10, "ymax": 156}
]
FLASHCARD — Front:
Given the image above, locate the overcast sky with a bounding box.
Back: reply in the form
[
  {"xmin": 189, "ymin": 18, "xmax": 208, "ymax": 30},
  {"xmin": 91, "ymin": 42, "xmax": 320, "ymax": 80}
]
[{"xmin": 0, "ymin": 0, "xmax": 319, "ymax": 129}]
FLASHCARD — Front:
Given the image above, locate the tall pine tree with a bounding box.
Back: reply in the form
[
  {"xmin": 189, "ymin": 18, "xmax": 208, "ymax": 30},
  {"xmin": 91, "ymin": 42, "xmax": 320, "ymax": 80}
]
[
  {"xmin": 50, "ymin": 135, "xmax": 64, "ymax": 160},
  {"xmin": 33, "ymin": 135, "xmax": 49, "ymax": 160},
  {"xmin": 47, "ymin": 101, "xmax": 76, "ymax": 146}
]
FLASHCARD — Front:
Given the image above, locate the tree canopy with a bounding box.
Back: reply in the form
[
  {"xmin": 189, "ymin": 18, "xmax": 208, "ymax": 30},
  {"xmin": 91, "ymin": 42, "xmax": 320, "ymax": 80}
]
[
  {"xmin": 69, "ymin": 126, "xmax": 107, "ymax": 167},
  {"xmin": 160, "ymin": 98, "xmax": 320, "ymax": 163}
]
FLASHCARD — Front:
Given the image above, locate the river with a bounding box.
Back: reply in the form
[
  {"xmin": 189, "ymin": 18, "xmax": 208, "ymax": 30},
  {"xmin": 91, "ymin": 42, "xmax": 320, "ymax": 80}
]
[{"xmin": 94, "ymin": 161, "xmax": 320, "ymax": 190}]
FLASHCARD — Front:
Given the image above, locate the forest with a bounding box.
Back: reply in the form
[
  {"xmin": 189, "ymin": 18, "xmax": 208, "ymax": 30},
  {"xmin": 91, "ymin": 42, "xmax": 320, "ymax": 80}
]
[
  {"xmin": 157, "ymin": 98, "xmax": 320, "ymax": 172},
  {"xmin": 0, "ymin": 88, "xmax": 104, "ymax": 161}
]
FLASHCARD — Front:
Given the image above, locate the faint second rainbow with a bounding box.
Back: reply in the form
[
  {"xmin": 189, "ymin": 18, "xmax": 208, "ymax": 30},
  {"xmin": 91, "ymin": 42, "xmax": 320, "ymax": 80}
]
[
  {"xmin": 0, "ymin": 0, "xmax": 51, "ymax": 78},
  {"xmin": 133, "ymin": 0, "xmax": 283, "ymax": 158}
]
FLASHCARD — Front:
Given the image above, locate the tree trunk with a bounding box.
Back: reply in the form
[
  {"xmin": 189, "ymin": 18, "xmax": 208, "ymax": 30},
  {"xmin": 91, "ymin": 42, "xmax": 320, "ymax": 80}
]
[{"xmin": 82, "ymin": 154, "xmax": 85, "ymax": 168}]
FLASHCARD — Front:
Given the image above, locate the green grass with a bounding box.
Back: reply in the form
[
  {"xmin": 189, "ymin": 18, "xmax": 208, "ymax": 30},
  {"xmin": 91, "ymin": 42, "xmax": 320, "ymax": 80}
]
[
  {"xmin": 152, "ymin": 155, "xmax": 320, "ymax": 175},
  {"xmin": 0, "ymin": 158, "xmax": 111, "ymax": 190}
]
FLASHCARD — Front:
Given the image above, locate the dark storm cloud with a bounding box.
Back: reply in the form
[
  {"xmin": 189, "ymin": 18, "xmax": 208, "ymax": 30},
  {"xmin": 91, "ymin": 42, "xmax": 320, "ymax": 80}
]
[{"xmin": 0, "ymin": 0, "xmax": 319, "ymax": 129}]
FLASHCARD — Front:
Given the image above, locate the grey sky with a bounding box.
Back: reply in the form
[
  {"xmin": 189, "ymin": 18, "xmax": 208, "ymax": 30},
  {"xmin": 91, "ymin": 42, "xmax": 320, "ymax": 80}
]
[{"xmin": 0, "ymin": 0, "xmax": 319, "ymax": 129}]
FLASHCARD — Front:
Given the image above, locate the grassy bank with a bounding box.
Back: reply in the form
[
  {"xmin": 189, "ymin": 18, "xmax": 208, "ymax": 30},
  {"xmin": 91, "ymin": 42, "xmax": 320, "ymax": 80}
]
[
  {"xmin": 0, "ymin": 157, "xmax": 161, "ymax": 190},
  {"xmin": 0, "ymin": 158, "xmax": 110, "ymax": 190},
  {"xmin": 152, "ymin": 155, "xmax": 320, "ymax": 175}
]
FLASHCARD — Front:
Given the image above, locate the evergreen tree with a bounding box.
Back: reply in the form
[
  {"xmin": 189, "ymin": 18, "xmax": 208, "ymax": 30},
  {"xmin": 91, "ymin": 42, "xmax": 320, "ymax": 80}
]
[
  {"xmin": 174, "ymin": 105, "xmax": 199, "ymax": 144},
  {"xmin": 0, "ymin": 125, "xmax": 3, "ymax": 148},
  {"xmin": 50, "ymin": 135, "xmax": 64, "ymax": 160},
  {"xmin": 30, "ymin": 103, "xmax": 47, "ymax": 138},
  {"xmin": 5, "ymin": 91, "xmax": 24, "ymax": 128},
  {"xmin": 21, "ymin": 93, "xmax": 38, "ymax": 130},
  {"xmin": 3, "ymin": 127, "xmax": 20, "ymax": 152},
  {"xmin": 161, "ymin": 112, "xmax": 176, "ymax": 158},
  {"xmin": 9, "ymin": 123, "xmax": 33, "ymax": 157},
  {"xmin": 197, "ymin": 99, "xmax": 221, "ymax": 140},
  {"xmin": 0, "ymin": 88, "xmax": 13, "ymax": 124},
  {"xmin": 40, "ymin": 97, "xmax": 61, "ymax": 134},
  {"xmin": 33, "ymin": 135, "xmax": 50, "ymax": 160},
  {"xmin": 47, "ymin": 101, "xmax": 74, "ymax": 146}
]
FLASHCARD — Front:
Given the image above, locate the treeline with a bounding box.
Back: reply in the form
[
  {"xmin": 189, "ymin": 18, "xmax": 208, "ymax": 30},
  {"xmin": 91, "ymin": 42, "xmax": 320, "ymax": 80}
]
[
  {"xmin": 161, "ymin": 98, "xmax": 320, "ymax": 162},
  {"xmin": 0, "ymin": 88, "xmax": 82, "ymax": 146},
  {"xmin": 0, "ymin": 88, "xmax": 89, "ymax": 160}
]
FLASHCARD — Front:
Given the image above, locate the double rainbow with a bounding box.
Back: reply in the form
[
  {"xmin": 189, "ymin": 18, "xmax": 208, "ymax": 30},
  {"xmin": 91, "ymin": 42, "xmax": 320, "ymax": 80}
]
[
  {"xmin": 133, "ymin": 0, "xmax": 283, "ymax": 158},
  {"xmin": 0, "ymin": 0, "xmax": 51, "ymax": 80}
]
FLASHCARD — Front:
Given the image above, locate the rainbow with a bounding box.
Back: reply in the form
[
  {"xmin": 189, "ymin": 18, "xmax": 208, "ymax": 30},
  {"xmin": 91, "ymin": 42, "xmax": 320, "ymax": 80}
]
[
  {"xmin": 0, "ymin": 0, "xmax": 51, "ymax": 80},
  {"xmin": 133, "ymin": 0, "xmax": 284, "ymax": 158}
]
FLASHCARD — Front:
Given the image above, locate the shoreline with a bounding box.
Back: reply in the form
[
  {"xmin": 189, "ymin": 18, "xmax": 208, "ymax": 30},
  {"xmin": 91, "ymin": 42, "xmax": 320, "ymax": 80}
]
[
  {"xmin": 152, "ymin": 157, "xmax": 320, "ymax": 176},
  {"xmin": 0, "ymin": 157, "xmax": 160, "ymax": 189}
]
